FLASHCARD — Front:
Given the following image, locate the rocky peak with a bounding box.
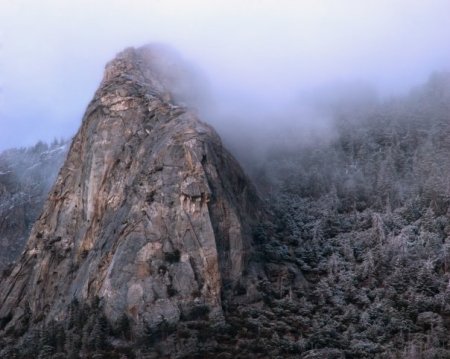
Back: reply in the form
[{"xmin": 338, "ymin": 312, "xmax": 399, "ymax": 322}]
[
  {"xmin": 102, "ymin": 44, "xmax": 206, "ymax": 107},
  {"xmin": 0, "ymin": 45, "xmax": 264, "ymax": 341}
]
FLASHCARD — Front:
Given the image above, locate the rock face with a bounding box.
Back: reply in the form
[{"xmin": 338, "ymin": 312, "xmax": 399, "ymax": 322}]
[
  {"xmin": 0, "ymin": 46, "xmax": 263, "ymax": 334},
  {"xmin": 0, "ymin": 142, "xmax": 67, "ymax": 272}
]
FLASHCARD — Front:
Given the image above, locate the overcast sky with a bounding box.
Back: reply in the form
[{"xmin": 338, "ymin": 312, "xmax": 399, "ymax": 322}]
[{"xmin": 1, "ymin": 0, "xmax": 450, "ymax": 150}]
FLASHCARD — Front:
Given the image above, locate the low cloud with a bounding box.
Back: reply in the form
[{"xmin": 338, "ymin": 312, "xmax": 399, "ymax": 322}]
[{"xmin": 1, "ymin": 0, "xmax": 449, "ymax": 151}]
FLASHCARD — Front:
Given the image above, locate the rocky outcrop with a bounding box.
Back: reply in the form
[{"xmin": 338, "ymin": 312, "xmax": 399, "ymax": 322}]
[{"xmin": 0, "ymin": 46, "xmax": 264, "ymax": 337}]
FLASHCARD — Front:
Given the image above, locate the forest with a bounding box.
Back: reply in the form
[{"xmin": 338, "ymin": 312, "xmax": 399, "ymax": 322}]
[{"xmin": 243, "ymin": 71, "xmax": 450, "ymax": 358}]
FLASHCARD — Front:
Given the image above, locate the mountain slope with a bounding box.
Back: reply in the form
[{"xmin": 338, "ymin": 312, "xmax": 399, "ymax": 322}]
[
  {"xmin": 255, "ymin": 72, "xmax": 450, "ymax": 358},
  {"xmin": 0, "ymin": 141, "xmax": 67, "ymax": 272}
]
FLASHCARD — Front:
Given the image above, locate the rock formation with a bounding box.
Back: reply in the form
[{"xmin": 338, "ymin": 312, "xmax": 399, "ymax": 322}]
[{"xmin": 0, "ymin": 45, "xmax": 264, "ymax": 340}]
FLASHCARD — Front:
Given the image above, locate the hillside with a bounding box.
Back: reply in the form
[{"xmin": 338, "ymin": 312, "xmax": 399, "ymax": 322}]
[
  {"xmin": 253, "ymin": 72, "xmax": 450, "ymax": 357},
  {"xmin": 0, "ymin": 141, "xmax": 67, "ymax": 272}
]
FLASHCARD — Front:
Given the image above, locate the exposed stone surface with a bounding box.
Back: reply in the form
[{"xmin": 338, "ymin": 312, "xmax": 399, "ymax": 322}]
[{"xmin": 0, "ymin": 46, "xmax": 264, "ymax": 337}]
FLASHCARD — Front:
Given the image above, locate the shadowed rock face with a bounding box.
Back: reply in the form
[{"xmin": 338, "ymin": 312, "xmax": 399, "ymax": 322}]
[{"xmin": 0, "ymin": 45, "xmax": 263, "ymax": 332}]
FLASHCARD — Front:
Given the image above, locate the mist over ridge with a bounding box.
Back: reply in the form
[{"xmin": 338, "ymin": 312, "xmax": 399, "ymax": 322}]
[{"xmin": 1, "ymin": 0, "xmax": 450, "ymax": 152}]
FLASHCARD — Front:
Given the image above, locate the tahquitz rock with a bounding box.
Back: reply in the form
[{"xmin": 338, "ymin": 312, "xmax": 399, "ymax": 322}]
[{"xmin": 0, "ymin": 45, "xmax": 264, "ymax": 333}]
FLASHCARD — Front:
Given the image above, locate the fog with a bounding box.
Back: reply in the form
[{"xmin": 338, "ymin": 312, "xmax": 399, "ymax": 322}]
[{"xmin": 1, "ymin": 0, "xmax": 450, "ymax": 151}]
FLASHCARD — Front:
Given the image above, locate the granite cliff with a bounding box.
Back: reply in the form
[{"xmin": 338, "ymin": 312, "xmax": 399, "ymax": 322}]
[{"xmin": 0, "ymin": 46, "xmax": 271, "ymax": 357}]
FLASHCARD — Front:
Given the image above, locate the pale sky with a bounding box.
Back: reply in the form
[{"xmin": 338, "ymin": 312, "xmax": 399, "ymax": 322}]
[{"xmin": 1, "ymin": 0, "xmax": 450, "ymax": 150}]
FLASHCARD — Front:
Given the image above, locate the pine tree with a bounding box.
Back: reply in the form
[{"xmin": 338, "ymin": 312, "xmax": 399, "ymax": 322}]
[
  {"xmin": 117, "ymin": 313, "xmax": 132, "ymax": 340},
  {"xmin": 91, "ymin": 314, "xmax": 108, "ymax": 351},
  {"xmin": 54, "ymin": 322, "xmax": 66, "ymax": 353},
  {"xmin": 37, "ymin": 344, "xmax": 54, "ymax": 359},
  {"xmin": 66, "ymin": 332, "xmax": 82, "ymax": 359},
  {"xmin": 20, "ymin": 328, "xmax": 40, "ymax": 358}
]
